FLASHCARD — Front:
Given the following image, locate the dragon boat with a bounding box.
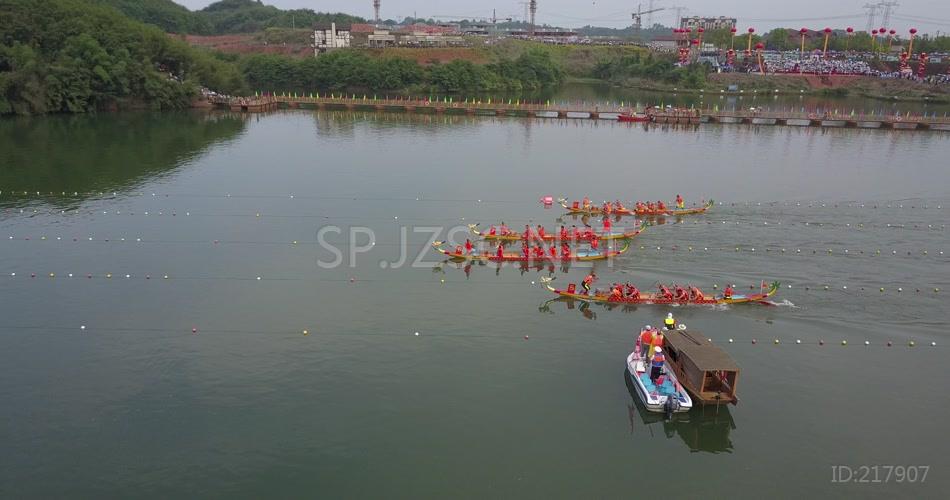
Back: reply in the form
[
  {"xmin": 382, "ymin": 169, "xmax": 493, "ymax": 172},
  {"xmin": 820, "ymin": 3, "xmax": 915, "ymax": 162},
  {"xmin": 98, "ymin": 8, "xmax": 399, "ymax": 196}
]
[
  {"xmin": 467, "ymin": 222, "xmax": 646, "ymax": 242},
  {"xmin": 539, "ymin": 277, "xmax": 779, "ymax": 305},
  {"xmin": 433, "ymin": 240, "xmax": 630, "ymax": 262},
  {"xmin": 558, "ymin": 198, "xmax": 714, "ymax": 217}
]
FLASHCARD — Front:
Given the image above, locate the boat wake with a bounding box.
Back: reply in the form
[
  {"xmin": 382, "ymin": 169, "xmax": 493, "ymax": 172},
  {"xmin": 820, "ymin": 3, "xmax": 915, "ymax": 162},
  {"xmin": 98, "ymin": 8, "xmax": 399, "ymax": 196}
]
[{"xmin": 768, "ymin": 299, "xmax": 798, "ymax": 308}]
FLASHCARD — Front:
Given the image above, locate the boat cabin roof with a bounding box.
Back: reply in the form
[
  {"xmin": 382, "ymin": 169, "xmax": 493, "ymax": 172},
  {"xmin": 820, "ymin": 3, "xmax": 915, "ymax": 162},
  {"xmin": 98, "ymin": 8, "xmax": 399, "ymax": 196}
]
[{"xmin": 665, "ymin": 330, "xmax": 739, "ymax": 372}]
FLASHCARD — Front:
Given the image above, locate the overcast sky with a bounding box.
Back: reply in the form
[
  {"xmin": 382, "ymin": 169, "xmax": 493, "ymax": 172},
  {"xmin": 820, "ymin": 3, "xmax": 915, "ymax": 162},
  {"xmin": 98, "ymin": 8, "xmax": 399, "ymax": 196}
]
[{"xmin": 175, "ymin": 1, "xmax": 950, "ymax": 33}]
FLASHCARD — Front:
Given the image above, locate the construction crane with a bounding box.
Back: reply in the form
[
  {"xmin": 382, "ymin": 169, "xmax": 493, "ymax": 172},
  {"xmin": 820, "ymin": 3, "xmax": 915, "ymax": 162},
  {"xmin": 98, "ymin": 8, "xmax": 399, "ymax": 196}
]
[{"xmin": 632, "ymin": 3, "xmax": 665, "ymax": 36}]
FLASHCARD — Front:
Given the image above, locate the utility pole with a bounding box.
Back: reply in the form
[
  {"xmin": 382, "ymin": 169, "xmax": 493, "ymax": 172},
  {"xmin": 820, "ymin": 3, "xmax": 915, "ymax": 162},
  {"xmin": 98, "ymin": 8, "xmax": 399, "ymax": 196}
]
[
  {"xmin": 879, "ymin": 1, "xmax": 898, "ymax": 28},
  {"xmin": 863, "ymin": 3, "xmax": 879, "ymax": 33}
]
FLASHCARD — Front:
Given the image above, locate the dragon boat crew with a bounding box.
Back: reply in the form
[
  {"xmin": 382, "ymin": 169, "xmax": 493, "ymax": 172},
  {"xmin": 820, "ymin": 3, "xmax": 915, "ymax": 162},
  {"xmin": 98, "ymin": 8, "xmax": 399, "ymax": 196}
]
[
  {"xmin": 675, "ymin": 194, "xmax": 685, "ymax": 209},
  {"xmin": 657, "ymin": 200, "xmax": 668, "ymax": 212},
  {"xmin": 537, "ymin": 225, "xmax": 546, "ymax": 240},
  {"xmin": 724, "ymin": 284, "xmax": 734, "ymax": 298},
  {"xmin": 582, "ymin": 197, "xmax": 591, "ymax": 210},
  {"xmin": 625, "ymin": 282, "xmax": 640, "ymax": 299},
  {"xmin": 602, "ymin": 217, "xmax": 612, "ymax": 234},
  {"xmin": 689, "ymin": 285, "xmax": 704, "ymax": 301},
  {"xmin": 559, "ymin": 225, "xmax": 568, "ymax": 241},
  {"xmin": 674, "ymin": 285, "xmax": 689, "ymax": 302},
  {"xmin": 464, "ymin": 238, "xmax": 473, "ymax": 255}
]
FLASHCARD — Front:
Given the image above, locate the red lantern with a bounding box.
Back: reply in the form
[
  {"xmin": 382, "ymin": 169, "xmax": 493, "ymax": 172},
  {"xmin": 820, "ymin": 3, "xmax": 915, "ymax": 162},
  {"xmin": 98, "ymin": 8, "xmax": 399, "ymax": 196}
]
[
  {"xmin": 879, "ymin": 27, "xmax": 886, "ymax": 33},
  {"xmin": 824, "ymin": 27, "xmax": 832, "ymax": 33},
  {"xmin": 755, "ymin": 42, "xmax": 764, "ymax": 50},
  {"xmin": 889, "ymin": 29, "xmax": 895, "ymax": 35},
  {"xmin": 909, "ymin": 28, "xmax": 917, "ymax": 35},
  {"xmin": 730, "ymin": 27, "xmax": 737, "ymax": 33},
  {"xmin": 698, "ymin": 27, "xmax": 705, "ymax": 33},
  {"xmin": 800, "ymin": 28, "xmax": 808, "ymax": 35},
  {"xmin": 748, "ymin": 27, "xmax": 755, "ymax": 33},
  {"xmin": 872, "ymin": 29, "xmax": 878, "ymax": 35},
  {"xmin": 846, "ymin": 27, "xmax": 853, "ymax": 33}
]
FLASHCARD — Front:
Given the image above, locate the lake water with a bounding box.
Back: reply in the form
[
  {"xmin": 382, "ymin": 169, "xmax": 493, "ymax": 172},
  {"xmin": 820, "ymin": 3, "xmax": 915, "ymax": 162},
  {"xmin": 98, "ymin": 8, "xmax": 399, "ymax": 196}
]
[{"xmin": 1, "ymin": 109, "xmax": 949, "ymax": 498}]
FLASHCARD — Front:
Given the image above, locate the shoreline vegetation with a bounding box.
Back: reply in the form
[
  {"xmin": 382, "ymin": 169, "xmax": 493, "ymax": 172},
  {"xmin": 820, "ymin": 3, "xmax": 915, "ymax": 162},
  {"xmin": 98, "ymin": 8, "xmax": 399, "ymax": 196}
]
[{"xmin": 2, "ymin": 0, "xmax": 949, "ymax": 116}]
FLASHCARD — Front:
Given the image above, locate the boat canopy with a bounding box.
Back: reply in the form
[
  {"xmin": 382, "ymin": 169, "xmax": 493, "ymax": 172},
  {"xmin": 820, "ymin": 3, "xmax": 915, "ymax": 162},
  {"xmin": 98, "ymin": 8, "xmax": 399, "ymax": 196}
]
[{"xmin": 665, "ymin": 330, "xmax": 739, "ymax": 372}]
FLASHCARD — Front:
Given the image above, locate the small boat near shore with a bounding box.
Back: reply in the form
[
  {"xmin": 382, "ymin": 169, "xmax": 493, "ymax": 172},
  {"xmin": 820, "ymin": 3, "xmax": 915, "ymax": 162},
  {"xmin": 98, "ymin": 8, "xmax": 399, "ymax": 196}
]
[
  {"xmin": 540, "ymin": 278, "xmax": 779, "ymax": 305},
  {"xmin": 468, "ymin": 222, "xmax": 646, "ymax": 242},
  {"xmin": 617, "ymin": 112, "xmax": 650, "ymax": 122},
  {"xmin": 433, "ymin": 240, "xmax": 630, "ymax": 262}
]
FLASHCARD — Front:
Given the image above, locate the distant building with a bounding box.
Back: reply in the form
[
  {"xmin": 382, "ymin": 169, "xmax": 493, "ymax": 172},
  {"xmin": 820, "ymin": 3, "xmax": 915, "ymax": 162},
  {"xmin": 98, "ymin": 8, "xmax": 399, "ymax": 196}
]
[
  {"xmin": 312, "ymin": 23, "xmax": 351, "ymax": 55},
  {"xmin": 650, "ymin": 36, "xmax": 677, "ymax": 51},
  {"xmin": 368, "ymin": 28, "xmax": 396, "ymax": 48},
  {"xmin": 679, "ymin": 16, "xmax": 736, "ymax": 32}
]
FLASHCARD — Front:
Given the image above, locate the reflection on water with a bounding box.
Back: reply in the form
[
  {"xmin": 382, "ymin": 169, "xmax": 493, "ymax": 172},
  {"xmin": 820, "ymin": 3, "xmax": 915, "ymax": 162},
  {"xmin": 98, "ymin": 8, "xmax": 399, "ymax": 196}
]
[
  {"xmin": 0, "ymin": 112, "xmax": 246, "ymax": 208},
  {"xmin": 624, "ymin": 370, "xmax": 736, "ymax": 454}
]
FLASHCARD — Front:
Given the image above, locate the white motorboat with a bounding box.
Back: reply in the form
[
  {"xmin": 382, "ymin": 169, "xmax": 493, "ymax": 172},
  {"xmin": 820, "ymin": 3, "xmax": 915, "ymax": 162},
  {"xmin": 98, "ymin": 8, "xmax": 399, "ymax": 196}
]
[{"xmin": 626, "ymin": 341, "xmax": 693, "ymax": 415}]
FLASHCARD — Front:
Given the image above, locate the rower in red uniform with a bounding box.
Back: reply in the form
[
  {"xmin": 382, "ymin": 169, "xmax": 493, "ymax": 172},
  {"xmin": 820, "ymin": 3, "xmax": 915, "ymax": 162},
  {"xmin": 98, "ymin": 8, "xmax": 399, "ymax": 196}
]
[
  {"xmin": 615, "ymin": 200, "xmax": 627, "ymax": 212},
  {"xmin": 489, "ymin": 225, "xmax": 497, "ymax": 236},
  {"xmin": 657, "ymin": 200, "xmax": 667, "ymax": 212},
  {"xmin": 464, "ymin": 238, "xmax": 473, "ymax": 254},
  {"xmin": 537, "ymin": 225, "xmax": 546, "ymax": 239},
  {"xmin": 603, "ymin": 202, "xmax": 612, "ymax": 215},
  {"xmin": 609, "ymin": 285, "xmax": 623, "ymax": 301},
  {"xmin": 724, "ymin": 284, "xmax": 734, "ymax": 298},
  {"xmin": 675, "ymin": 194, "xmax": 685, "ymax": 209},
  {"xmin": 524, "ymin": 225, "xmax": 532, "ymax": 241},
  {"xmin": 590, "ymin": 235, "xmax": 599, "ymax": 251},
  {"xmin": 636, "ymin": 201, "xmax": 644, "ymax": 212},
  {"xmin": 659, "ymin": 284, "xmax": 674, "ymax": 300},
  {"xmin": 561, "ymin": 243, "xmax": 570, "ymax": 259},
  {"xmin": 496, "ymin": 244, "xmax": 504, "ymax": 259},
  {"xmin": 647, "ymin": 201, "xmax": 656, "ymax": 213},
  {"xmin": 533, "ymin": 245, "xmax": 544, "ymax": 259},
  {"xmin": 602, "ymin": 217, "xmax": 612, "ymax": 234},
  {"xmin": 572, "ymin": 225, "xmax": 580, "ymax": 239},
  {"xmin": 674, "ymin": 285, "xmax": 689, "ymax": 301},
  {"xmin": 625, "ymin": 283, "xmax": 640, "ymax": 299},
  {"xmin": 582, "ymin": 272, "xmax": 597, "ymax": 294},
  {"xmin": 559, "ymin": 225, "xmax": 568, "ymax": 241},
  {"xmin": 690, "ymin": 285, "xmax": 704, "ymax": 301},
  {"xmin": 500, "ymin": 222, "xmax": 509, "ymax": 235},
  {"xmin": 548, "ymin": 245, "xmax": 557, "ymax": 258}
]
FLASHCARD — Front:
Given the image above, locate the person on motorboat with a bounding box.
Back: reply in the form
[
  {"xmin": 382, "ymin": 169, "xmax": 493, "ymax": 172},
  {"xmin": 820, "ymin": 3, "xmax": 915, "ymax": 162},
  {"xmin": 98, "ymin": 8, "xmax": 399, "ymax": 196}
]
[
  {"xmin": 648, "ymin": 328, "xmax": 665, "ymax": 358},
  {"xmin": 724, "ymin": 284, "xmax": 734, "ymax": 298},
  {"xmin": 582, "ymin": 272, "xmax": 597, "ymax": 294},
  {"xmin": 664, "ymin": 312, "xmax": 676, "ymax": 331},
  {"xmin": 650, "ymin": 347, "xmax": 666, "ymax": 382}
]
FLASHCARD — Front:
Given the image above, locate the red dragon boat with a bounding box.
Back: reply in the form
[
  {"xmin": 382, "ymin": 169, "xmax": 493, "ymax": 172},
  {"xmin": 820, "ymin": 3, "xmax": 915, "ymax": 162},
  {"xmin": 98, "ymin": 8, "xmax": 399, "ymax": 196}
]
[
  {"xmin": 540, "ymin": 277, "xmax": 779, "ymax": 305},
  {"xmin": 433, "ymin": 240, "xmax": 630, "ymax": 262},
  {"xmin": 468, "ymin": 222, "xmax": 646, "ymax": 242},
  {"xmin": 559, "ymin": 198, "xmax": 714, "ymax": 217}
]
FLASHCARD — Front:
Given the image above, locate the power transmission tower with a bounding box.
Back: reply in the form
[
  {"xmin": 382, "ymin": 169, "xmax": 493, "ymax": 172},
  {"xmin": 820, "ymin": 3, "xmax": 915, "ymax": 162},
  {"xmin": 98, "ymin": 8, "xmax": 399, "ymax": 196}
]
[
  {"xmin": 529, "ymin": 0, "xmax": 537, "ymax": 35},
  {"xmin": 373, "ymin": 0, "xmax": 381, "ymax": 24},
  {"xmin": 879, "ymin": 1, "xmax": 898, "ymax": 28},
  {"xmin": 863, "ymin": 3, "xmax": 879, "ymax": 32},
  {"xmin": 669, "ymin": 5, "xmax": 686, "ymax": 28}
]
